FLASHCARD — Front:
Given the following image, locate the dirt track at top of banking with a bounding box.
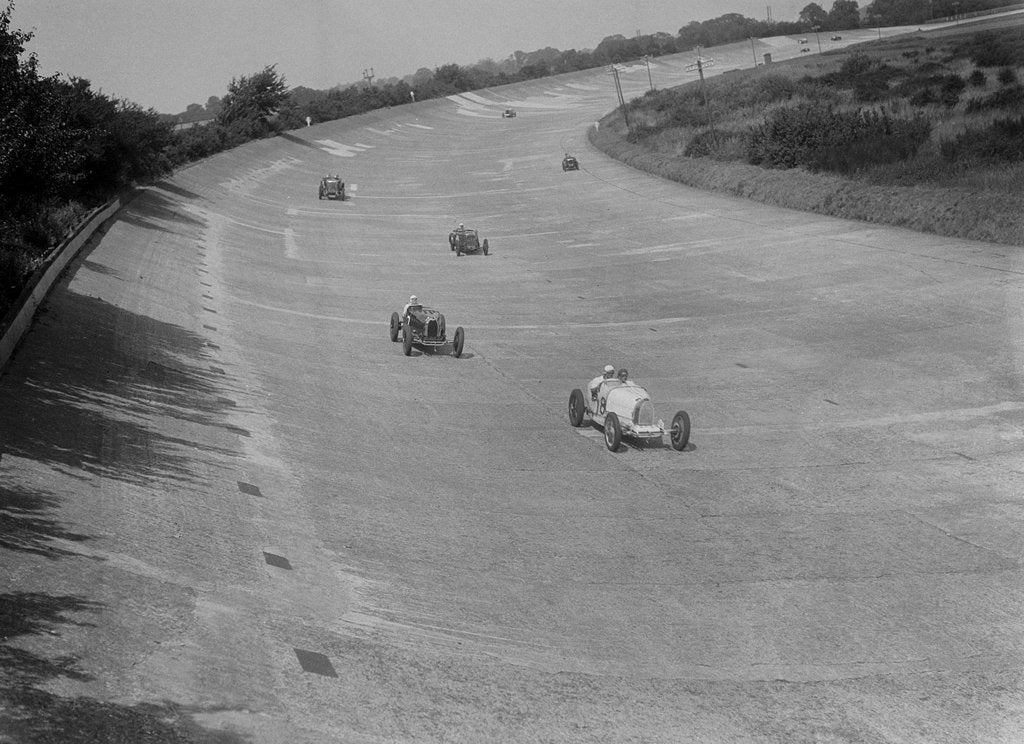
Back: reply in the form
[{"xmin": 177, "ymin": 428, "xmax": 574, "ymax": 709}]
[{"xmin": 2, "ymin": 31, "xmax": 1024, "ymax": 743}]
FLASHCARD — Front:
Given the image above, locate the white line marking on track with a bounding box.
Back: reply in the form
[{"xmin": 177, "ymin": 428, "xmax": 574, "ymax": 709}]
[{"xmin": 231, "ymin": 296, "xmax": 694, "ymax": 330}]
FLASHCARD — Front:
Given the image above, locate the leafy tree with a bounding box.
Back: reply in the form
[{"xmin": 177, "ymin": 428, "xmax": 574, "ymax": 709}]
[
  {"xmin": 799, "ymin": 3, "xmax": 830, "ymax": 27},
  {"xmin": 217, "ymin": 64, "xmax": 288, "ymax": 127},
  {"xmin": 0, "ymin": 4, "xmax": 84, "ymax": 219},
  {"xmin": 828, "ymin": 0, "xmax": 861, "ymax": 29}
]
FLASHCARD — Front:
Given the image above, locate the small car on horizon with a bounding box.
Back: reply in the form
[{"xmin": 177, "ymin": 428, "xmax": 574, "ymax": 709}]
[
  {"xmin": 318, "ymin": 175, "xmax": 345, "ymax": 200},
  {"xmin": 568, "ymin": 377, "xmax": 690, "ymax": 452},
  {"xmin": 501, "ymin": 108, "xmax": 517, "ymax": 118},
  {"xmin": 390, "ymin": 305, "xmax": 465, "ymax": 357},
  {"xmin": 448, "ymin": 226, "xmax": 490, "ymax": 256}
]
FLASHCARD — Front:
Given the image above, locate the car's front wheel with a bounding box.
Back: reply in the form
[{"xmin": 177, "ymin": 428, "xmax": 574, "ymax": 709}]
[
  {"xmin": 669, "ymin": 411, "xmax": 690, "ymax": 451},
  {"xmin": 604, "ymin": 412, "xmax": 622, "ymax": 452},
  {"xmin": 482, "ymin": 239, "xmax": 489, "ymax": 256},
  {"xmin": 452, "ymin": 326, "xmax": 465, "ymax": 358},
  {"xmin": 568, "ymin": 389, "xmax": 585, "ymax": 427},
  {"xmin": 389, "ymin": 312, "xmax": 400, "ymax": 342},
  {"xmin": 402, "ymin": 324, "xmax": 413, "ymax": 356}
]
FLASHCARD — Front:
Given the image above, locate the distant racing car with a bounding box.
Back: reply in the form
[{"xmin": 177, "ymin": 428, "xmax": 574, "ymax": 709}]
[
  {"xmin": 448, "ymin": 226, "xmax": 489, "ymax": 257},
  {"xmin": 568, "ymin": 376, "xmax": 690, "ymax": 452},
  {"xmin": 501, "ymin": 109, "xmax": 517, "ymax": 118},
  {"xmin": 390, "ymin": 305, "xmax": 465, "ymax": 357},
  {"xmin": 562, "ymin": 154, "xmax": 580, "ymax": 171},
  {"xmin": 318, "ymin": 175, "xmax": 345, "ymax": 200}
]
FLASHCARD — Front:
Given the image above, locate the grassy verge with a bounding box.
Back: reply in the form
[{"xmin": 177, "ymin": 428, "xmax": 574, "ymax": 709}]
[{"xmin": 590, "ymin": 19, "xmax": 1024, "ymax": 246}]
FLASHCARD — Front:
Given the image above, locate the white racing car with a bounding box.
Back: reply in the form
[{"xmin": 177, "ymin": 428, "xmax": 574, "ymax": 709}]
[{"xmin": 568, "ymin": 378, "xmax": 690, "ymax": 452}]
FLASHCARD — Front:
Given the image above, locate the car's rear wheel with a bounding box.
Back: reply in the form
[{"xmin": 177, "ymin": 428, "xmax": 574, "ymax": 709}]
[
  {"xmin": 568, "ymin": 389, "xmax": 585, "ymax": 427},
  {"xmin": 669, "ymin": 411, "xmax": 690, "ymax": 451},
  {"xmin": 483, "ymin": 239, "xmax": 489, "ymax": 256},
  {"xmin": 604, "ymin": 412, "xmax": 622, "ymax": 452},
  {"xmin": 402, "ymin": 324, "xmax": 412, "ymax": 356},
  {"xmin": 389, "ymin": 312, "xmax": 400, "ymax": 341},
  {"xmin": 452, "ymin": 327, "xmax": 465, "ymax": 358}
]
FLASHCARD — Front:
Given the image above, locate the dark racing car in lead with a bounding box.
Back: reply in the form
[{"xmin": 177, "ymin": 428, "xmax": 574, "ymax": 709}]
[{"xmin": 390, "ymin": 296, "xmax": 466, "ymax": 357}]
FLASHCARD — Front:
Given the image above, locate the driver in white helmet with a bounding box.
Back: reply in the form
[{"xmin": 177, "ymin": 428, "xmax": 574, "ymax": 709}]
[
  {"xmin": 402, "ymin": 295, "xmax": 421, "ymax": 323},
  {"xmin": 589, "ymin": 364, "xmax": 616, "ymax": 401}
]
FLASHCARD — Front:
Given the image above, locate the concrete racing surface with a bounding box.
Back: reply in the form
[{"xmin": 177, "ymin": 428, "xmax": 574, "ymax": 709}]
[{"xmin": 2, "ymin": 29, "xmax": 1023, "ymax": 743}]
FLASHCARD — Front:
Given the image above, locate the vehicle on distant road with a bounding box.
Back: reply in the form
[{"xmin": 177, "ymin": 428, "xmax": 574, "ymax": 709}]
[
  {"xmin": 562, "ymin": 154, "xmax": 580, "ymax": 171},
  {"xmin": 448, "ymin": 225, "xmax": 489, "ymax": 257},
  {"xmin": 318, "ymin": 175, "xmax": 345, "ymax": 200},
  {"xmin": 830, "ymin": 35, "xmax": 842, "ymax": 40},
  {"xmin": 390, "ymin": 304, "xmax": 465, "ymax": 357},
  {"xmin": 568, "ymin": 375, "xmax": 690, "ymax": 452},
  {"xmin": 798, "ymin": 38, "xmax": 808, "ymax": 43},
  {"xmin": 501, "ymin": 109, "xmax": 517, "ymax": 118}
]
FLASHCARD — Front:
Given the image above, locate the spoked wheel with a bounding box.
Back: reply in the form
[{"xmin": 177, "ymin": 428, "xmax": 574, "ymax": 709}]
[
  {"xmin": 452, "ymin": 327, "xmax": 465, "ymax": 358},
  {"xmin": 568, "ymin": 389, "xmax": 585, "ymax": 427},
  {"xmin": 604, "ymin": 412, "xmax": 622, "ymax": 452},
  {"xmin": 389, "ymin": 312, "xmax": 400, "ymax": 342},
  {"xmin": 402, "ymin": 324, "xmax": 413, "ymax": 356},
  {"xmin": 669, "ymin": 410, "xmax": 691, "ymax": 451}
]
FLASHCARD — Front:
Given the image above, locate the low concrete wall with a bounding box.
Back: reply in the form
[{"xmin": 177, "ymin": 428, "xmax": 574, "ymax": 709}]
[{"xmin": 0, "ymin": 199, "xmax": 121, "ymax": 372}]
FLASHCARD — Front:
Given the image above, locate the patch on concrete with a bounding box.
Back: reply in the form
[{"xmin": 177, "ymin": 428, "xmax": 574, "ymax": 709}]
[
  {"xmin": 237, "ymin": 481, "xmax": 262, "ymax": 497},
  {"xmin": 263, "ymin": 551, "xmax": 292, "ymax": 570},
  {"xmin": 294, "ymin": 649, "xmax": 337, "ymax": 677}
]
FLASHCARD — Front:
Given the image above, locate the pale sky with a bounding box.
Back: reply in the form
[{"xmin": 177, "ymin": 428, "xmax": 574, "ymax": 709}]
[{"xmin": 16, "ymin": 0, "xmax": 808, "ymax": 113}]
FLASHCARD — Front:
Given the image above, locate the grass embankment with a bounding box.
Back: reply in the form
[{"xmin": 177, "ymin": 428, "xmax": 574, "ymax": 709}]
[{"xmin": 590, "ymin": 19, "xmax": 1024, "ymax": 246}]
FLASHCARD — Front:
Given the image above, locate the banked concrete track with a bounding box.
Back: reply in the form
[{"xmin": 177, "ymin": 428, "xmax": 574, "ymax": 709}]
[{"xmin": 2, "ymin": 33, "xmax": 1023, "ymax": 743}]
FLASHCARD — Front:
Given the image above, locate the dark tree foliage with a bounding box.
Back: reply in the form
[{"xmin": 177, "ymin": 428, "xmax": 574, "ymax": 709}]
[
  {"xmin": 0, "ymin": 6, "xmax": 84, "ymax": 219},
  {"xmin": 217, "ymin": 64, "xmax": 289, "ymax": 126},
  {"xmin": 1, "ymin": 1, "xmax": 174, "ymax": 319},
  {"xmin": 865, "ymin": 0, "xmax": 1008, "ymax": 25},
  {"xmin": 941, "ymin": 116, "xmax": 1024, "ymax": 162},
  {"xmin": 747, "ymin": 103, "xmax": 931, "ymax": 172}
]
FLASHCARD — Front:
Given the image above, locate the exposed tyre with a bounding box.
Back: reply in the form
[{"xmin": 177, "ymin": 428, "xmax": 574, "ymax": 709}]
[
  {"xmin": 568, "ymin": 389, "xmax": 585, "ymax": 427},
  {"xmin": 389, "ymin": 312, "xmax": 400, "ymax": 342},
  {"xmin": 483, "ymin": 239, "xmax": 489, "ymax": 256},
  {"xmin": 456, "ymin": 246, "xmax": 462, "ymax": 257},
  {"xmin": 669, "ymin": 411, "xmax": 690, "ymax": 451},
  {"xmin": 402, "ymin": 324, "xmax": 412, "ymax": 356},
  {"xmin": 452, "ymin": 326, "xmax": 465, "ymax": 358},
  {"xmin": 438, "ymin": 314, "xmax": 446, "ymax": 338},
  {"xmin": 604, "ymin": 412, "xmax": 622, "ymax": 452}
]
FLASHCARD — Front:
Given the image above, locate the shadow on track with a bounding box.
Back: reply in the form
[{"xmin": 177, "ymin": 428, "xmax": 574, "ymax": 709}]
[
  {"xmin": 0, "ymin": 592, "xmax": 246, "ymax": 744},
  {"xmin": 0, "ymin": 272, "xmax": 239, "ymax": 488}
]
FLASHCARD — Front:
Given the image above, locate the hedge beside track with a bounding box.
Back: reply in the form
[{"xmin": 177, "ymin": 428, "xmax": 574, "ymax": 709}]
[
  {"xmin": 588, "ymin": 125, "xmax": 1024, "ymax": 247},
  {"xmin": 0, "ymin": 199, "xmax": 121, "ymax": 372}
]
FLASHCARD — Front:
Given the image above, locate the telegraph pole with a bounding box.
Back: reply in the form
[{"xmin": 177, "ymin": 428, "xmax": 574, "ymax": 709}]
[
  {"xmin": 608, "ymin": 64, "xmax": 630, "ymax": 130},
  {"xmin": 686, "ymin": 47, "xmax": 718, "ymax": 147}
]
